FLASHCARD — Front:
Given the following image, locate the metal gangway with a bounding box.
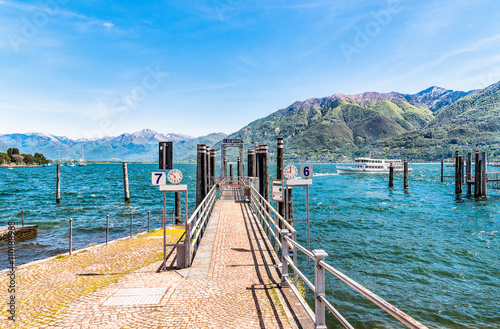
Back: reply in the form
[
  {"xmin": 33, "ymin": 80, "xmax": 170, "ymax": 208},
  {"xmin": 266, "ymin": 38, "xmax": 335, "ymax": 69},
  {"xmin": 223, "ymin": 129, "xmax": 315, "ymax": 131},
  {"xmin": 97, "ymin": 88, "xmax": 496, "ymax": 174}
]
[{"xmin": 248, "ymin": 182, "xmax": 428, "ymax": 329}]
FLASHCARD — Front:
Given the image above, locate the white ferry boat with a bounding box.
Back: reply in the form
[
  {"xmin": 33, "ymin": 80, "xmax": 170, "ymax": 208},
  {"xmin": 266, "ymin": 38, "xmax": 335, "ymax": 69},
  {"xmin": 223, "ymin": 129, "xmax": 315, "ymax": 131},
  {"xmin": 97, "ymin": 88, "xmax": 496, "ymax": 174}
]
[{"xmin": 337, "ymin": 157, "xmax": 411, "ymax": 174}]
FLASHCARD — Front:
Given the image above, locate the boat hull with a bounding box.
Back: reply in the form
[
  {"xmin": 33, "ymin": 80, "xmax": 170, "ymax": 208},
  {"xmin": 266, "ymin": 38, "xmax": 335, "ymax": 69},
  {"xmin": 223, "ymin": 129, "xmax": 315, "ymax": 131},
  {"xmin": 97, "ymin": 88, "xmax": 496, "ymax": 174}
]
[{"xmin": 336, "ymin": 166, "xmax": 412, "ymax": 174}]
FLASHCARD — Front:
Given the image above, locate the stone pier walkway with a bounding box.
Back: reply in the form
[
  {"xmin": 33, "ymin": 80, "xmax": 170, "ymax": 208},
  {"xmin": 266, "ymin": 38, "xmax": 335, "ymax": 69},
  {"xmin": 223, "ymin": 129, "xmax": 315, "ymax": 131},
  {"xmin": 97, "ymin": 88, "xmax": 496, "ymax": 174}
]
[{"xmin": 1, "ymin": 199, "xmax": 312, "ymax": 329}]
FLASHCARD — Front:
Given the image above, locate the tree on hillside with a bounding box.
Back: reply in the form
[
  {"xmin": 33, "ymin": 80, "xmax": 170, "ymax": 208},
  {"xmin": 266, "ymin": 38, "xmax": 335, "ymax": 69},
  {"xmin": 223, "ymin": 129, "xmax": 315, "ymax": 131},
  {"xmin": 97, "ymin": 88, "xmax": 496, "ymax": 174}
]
[
  {"xmin": 11, "ymin": 154, "xmax": 23, "ymax": 163},
  {"xmin": 0, "ymin": 152, "xmax": 11, "ymax": 164},
  {"xmin": 34, "ymin": 153, "xmax": 48, "ymax": 164},
  {"xmin": 22, "ymin": 153, "xmax": 35, "ymax": 165},
  {"xmin": 7, "ymin": 148, "xmax": 20, "ymax": 157}
]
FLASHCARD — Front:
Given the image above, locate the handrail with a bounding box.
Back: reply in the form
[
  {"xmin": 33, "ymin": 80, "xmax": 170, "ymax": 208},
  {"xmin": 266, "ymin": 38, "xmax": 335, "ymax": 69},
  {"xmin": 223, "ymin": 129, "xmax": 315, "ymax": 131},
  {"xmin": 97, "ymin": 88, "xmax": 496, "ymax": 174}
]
[
  {"xmin": 249, "ymin": 186, "xmax": 428, "ymax": 329},
  {"xmin": 188, "ymin": 185, "xmax": 217, "ymax": 262},
  {"xmin": 319, "ymin": 260, "xmax": 427, "ymax": 329}
]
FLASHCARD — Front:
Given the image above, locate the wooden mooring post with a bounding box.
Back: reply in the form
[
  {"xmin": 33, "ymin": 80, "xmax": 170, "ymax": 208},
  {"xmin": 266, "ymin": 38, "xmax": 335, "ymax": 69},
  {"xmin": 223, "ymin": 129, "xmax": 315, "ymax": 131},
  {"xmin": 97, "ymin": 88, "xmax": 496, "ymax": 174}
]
[
  {"xmin": 389, "ymin": 163, "xmax": 394, "ymax": 187},
  {"xmin": 69, "ymin": 218, "xmax": 73, "ymax": 255},
  {"xmin": 223, "ymin": 156, "xmax": 227, "ymax": 179},
  {"xmin": 260, "ymin": 144, "xmax": 269, "ymax": 201},
  {"xmin": 56, "ymin": 164, "xmax": 61, "ymax": 203},
  {"xmin": 475, "ymin": 150, "xmax": 481, "ymax": 197},
  {"xmin": 481, "ymin": 151, "xmax": 487, "ymax": 197},
  {"xmin": 210, "ymin": 149, "xmax": 216, "ymax": 184},
  {"xmin": 467, "ymin": 152, "xmax": 472, "ymax": 194},
  {"xmin": 206, "ymin": 147, "xmax": 211, "ymax": 188},
  {"xmin": 455, "ymin": 151, "xmax": 462, "ymax": 195},
  {"xmin": 237, "ymin": 157, "xmax": 241, "ymax": 178},
  {"xmin": 122, "ymin": 162, "xmax": 130, "ymax": 203},
  {"xmin": 440, "ymin": 159, "xmax": 444, "ymax": 183},
  {"xmin": 248, "ymin": 148, "xmax": 255, "ymax": 177},
  {"xmin": 403, "ymin": 158, "xmax": 409, "ymax": 189},
  {"xmin": 255, "ymin": 145, "xmax": 261, "ymax": 183},
  {"xmin": 229, "ymin": 164, "xmax": 233, "ymax": 180},
  {"xmin": 277, "ymin": 137, "xmax": 285, "ymax": 219},
  {"xmin": 174, "ymin": 193, "xmax": 181, "ymax": 224},
  {"xmin": 196, "ymin": 144, "xmax": 207, "ymax": 209}
]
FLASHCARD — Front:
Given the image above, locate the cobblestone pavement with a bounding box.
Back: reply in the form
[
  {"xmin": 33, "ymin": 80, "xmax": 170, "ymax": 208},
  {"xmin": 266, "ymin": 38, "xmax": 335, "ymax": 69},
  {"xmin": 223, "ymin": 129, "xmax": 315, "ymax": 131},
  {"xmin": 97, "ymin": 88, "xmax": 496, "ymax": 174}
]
[{"xmin": 2, "ymin": 201, "xmax": 309, "ymax": 329}]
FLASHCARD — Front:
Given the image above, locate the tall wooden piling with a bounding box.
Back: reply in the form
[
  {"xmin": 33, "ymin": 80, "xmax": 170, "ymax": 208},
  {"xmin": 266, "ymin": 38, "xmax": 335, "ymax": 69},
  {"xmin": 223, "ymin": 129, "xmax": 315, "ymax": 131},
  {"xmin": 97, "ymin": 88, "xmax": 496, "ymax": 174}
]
[
  {"xmin": 474, "ymin": 151, "xmax": 481, "ymax": 198},
  {"xmin": 210, "ymin": 149, "xmax": 216, "ymax": 183},
  {"xmin": 403, "ymin": 158, "xmax": 408, "ymax": 189},
  {"xmin": 467, "ymin": 152, "xmax": 472, "ymax": 194},
  {"xmin": 255, "ymin": 146, "xmax": 261, "ymax": 182},
  {"xmin": 440, "ymin": 159, "xmax": 444, "ymax": 183},
  {"xmin": 175, "ymin": 192, "xmax": 181, "ymax": 223},
  {"xmin": 248, "ymin": 148, "xmax": 255, "ymax": 177},
  {"xmin": 261, "ymin": 145, "xmax": 269, "ymax": 201},
  {"xmin": 481, "ymin": 151, "xmax": 487, "ymax": 197},
  {"xmin": 122, "ymin": 162, "xmax": 130, "ymax": 203},
  {"xmin": 223, "ymin": 156, "xmax": 227, "ymax": 179},
  {"xmin": 206, "ymin": 147, "xmax": 211, "ymax": 188},
  {"xmin": 389, "ymin": 163, "xmax": 394, "ymax": 187},
  {"xmin": 277, "ymin": 138, "xmax": 284, "ymax": 218},
  {"xmin": 196, "ymin": 144, "xmax": 207, "ymax": 208},
  {"xmin": 56, "ymin": 164, "xmax": 61, "ymax": 203},
  {"xmin": 237, "ymin": 157, "xmax": 241, "ymax": 178},
  {"xmin": 286, "ymin": 187, "xmax": 293, "ymax": 219},
  {"xmin": 455, "ymin": 151, "xmax": 462, "ymax": 194},
  {"xmin": 230, "ymin": 164, "xmax": 233, "ymax": 179}
]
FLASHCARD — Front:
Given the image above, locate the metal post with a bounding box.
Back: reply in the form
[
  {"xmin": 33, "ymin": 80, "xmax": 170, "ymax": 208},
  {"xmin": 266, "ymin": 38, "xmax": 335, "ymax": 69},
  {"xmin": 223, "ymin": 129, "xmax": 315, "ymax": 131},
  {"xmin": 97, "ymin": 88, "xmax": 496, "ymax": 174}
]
[
  {"xmin": 281, "ymin": 230, "xmax": 289, "ymax": 287},
  {"xmin": 106, "ymin": 215, "xmax": 109, "ymax": 245},
  {"xmin": 277, "ymin": 138, "xmax": 284, "ymax": 223},
  {"xmin": 306, "ymin": 184, "xmax": 310, "ymax": 265},
  {"xmin": 403, "ymin": 158, "xmax": 408, "ymax": 189},
  {"xmin": 262, "ymin": 145, "xmax": 269, "ymax": 202},
  {"xmin": 69, "ymin": 218, "xmax": 73, "ymax": 255},
  {"xmin": 130, "ymin": 212, "xmax": 133, "ymax": 238},
  {"xmin": 210, "ymin": 149, "xmax": 216, "ymax": 183},
  {"xmin": 237, "ymin": 157, "xmax": 241, "ymax": 178},
  {"xmin": 185, "ymin": 191, "xmax": 190, "ymax": 266},
  {"xmin": 21, "ymin": 209, "xmax": 24, "ymax": 227},
  {"xmin": 175, "ymin": 192, "xmax": 181, "ymax": 224},
  {"xmin": 389, "ymin": 163, "xmax": 394, "ymax": 187},
  {"xmin": 122, "ymin": 162, "xmax": 130, "ymax": 203},
  {"xmin": 292, "ymin": 230, "xmax": 298, "ymax": 286},
  {"xmin": 56, "ymin": 164, "xmax": 61, "ymax": 203},
  {"xmin": 147, "ymin": 211, "xmax": 150, "ymax": 232},
  {"xmin": 230, "ymin": 163, "xmax": 233, "ymax": 181},
  {"xmin": 162, "ymin": 189, "xmax": 166, "ymax": 270},
  {"xmin": 314, "ymin": 249, "xmax": 328, "ymax": 329}
]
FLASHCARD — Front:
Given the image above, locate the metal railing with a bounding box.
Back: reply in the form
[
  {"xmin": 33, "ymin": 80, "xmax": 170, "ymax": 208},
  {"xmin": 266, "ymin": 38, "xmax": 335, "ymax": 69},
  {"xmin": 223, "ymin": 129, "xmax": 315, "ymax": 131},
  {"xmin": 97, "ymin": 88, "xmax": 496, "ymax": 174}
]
[
  {"xmin": 249, "ymin": 184, "xmax": 428, "ymax": 329},
  {"xmin": 187, "ymin": 185, "xmax": 217, "ymax": 264}
]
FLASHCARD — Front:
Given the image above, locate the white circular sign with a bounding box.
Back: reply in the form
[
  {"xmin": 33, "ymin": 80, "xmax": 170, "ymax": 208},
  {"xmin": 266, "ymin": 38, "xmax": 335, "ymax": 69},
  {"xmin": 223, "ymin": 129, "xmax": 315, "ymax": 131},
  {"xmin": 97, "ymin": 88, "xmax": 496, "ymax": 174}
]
[
  {"xmin": 284, "ymin": 165, "xmax": 298, "ymax": 180},
  {"xmin": 167, "ymin": 169, "xmax": 183, "ymax": 185}
]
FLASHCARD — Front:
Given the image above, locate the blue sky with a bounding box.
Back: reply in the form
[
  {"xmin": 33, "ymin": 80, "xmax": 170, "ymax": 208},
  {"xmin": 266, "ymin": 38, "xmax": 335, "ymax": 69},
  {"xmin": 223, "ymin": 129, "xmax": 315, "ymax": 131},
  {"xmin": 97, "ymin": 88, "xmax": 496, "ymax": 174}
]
[{"xmin": 1, "ymin": 0, "xmax": 500, "ymax": 139}]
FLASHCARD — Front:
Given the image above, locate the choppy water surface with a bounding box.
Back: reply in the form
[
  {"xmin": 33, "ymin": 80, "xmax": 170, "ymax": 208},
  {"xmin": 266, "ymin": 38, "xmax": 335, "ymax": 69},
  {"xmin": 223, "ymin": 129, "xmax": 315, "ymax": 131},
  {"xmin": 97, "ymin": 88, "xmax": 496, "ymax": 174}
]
[{"xmin": 0, "ymin": 163, "xmax": 498, "ymax": 328}]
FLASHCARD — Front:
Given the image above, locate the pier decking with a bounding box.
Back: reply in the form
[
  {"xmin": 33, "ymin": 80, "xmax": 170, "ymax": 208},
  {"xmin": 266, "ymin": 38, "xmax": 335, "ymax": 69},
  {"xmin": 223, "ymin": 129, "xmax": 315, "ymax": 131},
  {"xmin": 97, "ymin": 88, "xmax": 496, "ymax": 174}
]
[{"xmin": 0, "ymin": 192, "xmax": 312, "ymax": 328}]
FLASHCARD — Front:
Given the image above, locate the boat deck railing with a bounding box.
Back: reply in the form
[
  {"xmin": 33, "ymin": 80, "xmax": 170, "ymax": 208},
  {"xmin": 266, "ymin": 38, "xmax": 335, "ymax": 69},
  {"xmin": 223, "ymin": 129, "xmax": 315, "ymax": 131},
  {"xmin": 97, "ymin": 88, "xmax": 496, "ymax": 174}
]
[{"xmin": 249, "ymin": 184, "xmax": 428, "ymax": 329}]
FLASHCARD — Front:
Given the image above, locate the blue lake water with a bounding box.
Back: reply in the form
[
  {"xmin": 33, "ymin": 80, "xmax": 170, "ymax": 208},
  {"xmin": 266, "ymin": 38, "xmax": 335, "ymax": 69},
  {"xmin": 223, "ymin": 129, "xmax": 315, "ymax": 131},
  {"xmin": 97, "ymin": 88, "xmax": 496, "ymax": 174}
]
[{"xmin": 0, "ymin": 163, "xmax": 498, "ymax": 328}]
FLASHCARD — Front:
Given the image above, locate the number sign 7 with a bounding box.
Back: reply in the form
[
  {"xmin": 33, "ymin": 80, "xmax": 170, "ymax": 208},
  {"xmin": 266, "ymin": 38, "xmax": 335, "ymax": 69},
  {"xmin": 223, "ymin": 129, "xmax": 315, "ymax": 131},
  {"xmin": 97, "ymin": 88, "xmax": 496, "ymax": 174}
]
[
  {"xmin": 300, "ymin": 165, "xmax": 313, "ymax": 178},
  {"xmin": 152, "ymin": 172, "xmax": 166, "ymax": 185}
]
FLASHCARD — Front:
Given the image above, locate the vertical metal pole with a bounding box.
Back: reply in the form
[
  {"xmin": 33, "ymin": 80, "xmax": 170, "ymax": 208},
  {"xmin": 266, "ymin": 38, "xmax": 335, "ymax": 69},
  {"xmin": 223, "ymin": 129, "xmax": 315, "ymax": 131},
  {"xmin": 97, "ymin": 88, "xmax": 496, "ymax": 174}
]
[
  {"xmin": 56, "ymin": 164, "xmax": 61, "ymax": 203},
  {"xmin": 21, "ymin": 209, "xmax": 24, "ymax": 227},
  {"xmin": 106, "ymin": 215, "xmax": 109, "ymax": 245},
  {"xmin": 130, "ymin": 212, "xmax": 133, "ymax": 238},
  {"xmin": 147, "ymin": 211, "xmax": 150, "ymax": 232},
  {"xmin": 314, "ymin": 250, "xmax": 328, "ymax": 329},
  {"xmin": 175, "ymin": 192, "xmax": 181, "ymax": 224},
  {"xmin": 162, "ymin": 190, "xmax": 166, "ymax": 271},
  {"xmin": 277, "ymin": 138, "xmax": 284, "ymax": 226},
  {"xmin": 306, "ymin": 184, "xmax": 310, "ymax": 265},
  {"xmin": 185, "ymin": 191, "xmax": 190, "ymax": 266},
  {"xmin": 69, "ymin": 218, "xmax": 73, "ymax": 255},
  {"xmin": 122, "ymin": 162, "xmax": 130, "ymax": 203},
  {"xmin": 281, "ymin": 230, "xmax": 289, "ymax": 287},
  {"xmin": 293, "ymin": 230, "xmax": 298, "ymax": 286}
]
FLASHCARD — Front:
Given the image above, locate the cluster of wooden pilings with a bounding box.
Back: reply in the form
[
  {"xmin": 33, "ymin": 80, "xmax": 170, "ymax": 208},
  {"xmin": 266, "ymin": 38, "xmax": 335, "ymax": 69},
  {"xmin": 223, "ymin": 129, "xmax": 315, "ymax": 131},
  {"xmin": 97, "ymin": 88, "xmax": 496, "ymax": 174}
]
[
  {"xmin": 246, "ymin": 144, "xmax": 269, "ymax": 201},
  {"xmin": 441, "ymin": 150, "xmax": 488, "ymax": 197},
  {"xmin": 388, "ymin": 159, "xmax": 409, "ymax": 188},
  {"xmin": 196, "ymin": 144, "xmax": 216, "ymax": 208}
]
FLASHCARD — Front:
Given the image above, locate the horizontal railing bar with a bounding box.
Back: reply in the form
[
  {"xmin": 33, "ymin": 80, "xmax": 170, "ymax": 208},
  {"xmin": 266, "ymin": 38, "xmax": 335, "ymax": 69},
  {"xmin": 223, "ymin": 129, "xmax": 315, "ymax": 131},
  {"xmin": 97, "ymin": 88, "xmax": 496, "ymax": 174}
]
[
  {"xmin": 285, "ymin": 236, "xmax": 315, "ymax": 260},
  {"xmin": 285, "ymin": 277, "xmax": 316, "ymax": 323},
  {"xmin": 286, "ymin": 218, "xmax": 308, "ymax": 222},
  {"xmin": 188, "ymin": 185, "xmax": 216, "ymax": 225},
  {"xmin": 319, "ymin": 260, "xmax": 428, "ymax": 329},
  {"xmin": 284, "ymin": 255, "xmax": 315, "ymax": 292},
  {"xmin": 250, "ymin": 186, "xmax": 295, "ymax": 233},
  {"xmin": 319, "ymin": 295, "xmax": 354, "ymax": 329}
]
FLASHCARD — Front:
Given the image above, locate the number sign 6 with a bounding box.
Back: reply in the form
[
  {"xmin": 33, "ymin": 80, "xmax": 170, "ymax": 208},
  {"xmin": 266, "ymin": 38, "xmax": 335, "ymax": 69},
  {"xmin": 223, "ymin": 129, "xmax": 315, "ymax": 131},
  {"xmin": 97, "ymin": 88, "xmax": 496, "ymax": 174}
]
[{"xmin": 300, "ymin": 165, "xmax": 313, "ymax": 178}]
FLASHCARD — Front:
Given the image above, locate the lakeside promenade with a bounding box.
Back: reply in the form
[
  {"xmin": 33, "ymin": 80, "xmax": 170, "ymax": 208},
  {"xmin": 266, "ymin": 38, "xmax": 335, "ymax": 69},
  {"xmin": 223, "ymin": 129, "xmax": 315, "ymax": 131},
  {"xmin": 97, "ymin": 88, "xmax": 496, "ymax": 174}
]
[{"xmin": 1, "ymin": 199, "xmax": 312, "ymax": 328}]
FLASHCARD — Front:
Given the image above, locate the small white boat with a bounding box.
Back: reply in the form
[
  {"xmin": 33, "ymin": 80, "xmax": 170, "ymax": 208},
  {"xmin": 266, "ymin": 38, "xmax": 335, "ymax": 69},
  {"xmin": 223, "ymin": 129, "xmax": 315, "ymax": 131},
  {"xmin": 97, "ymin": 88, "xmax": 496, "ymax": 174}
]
[
  {"xmin": 337, "ymin": 157, "xmax": 411, "ymax": 174},
  {"xmin": 69, "ymin": 162, "xmax": 75, "ymax": 167},
  {"xmin": 78, "ymin": 147, "xmax": 87, "ymax": 166}
]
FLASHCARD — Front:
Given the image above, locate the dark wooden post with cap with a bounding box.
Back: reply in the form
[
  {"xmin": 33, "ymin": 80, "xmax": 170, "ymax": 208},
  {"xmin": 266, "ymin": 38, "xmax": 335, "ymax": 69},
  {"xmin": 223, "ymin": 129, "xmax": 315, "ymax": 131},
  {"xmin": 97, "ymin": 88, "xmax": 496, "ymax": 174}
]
[
  {"xmin": 481, "ymin": 151, "xmax": 487, "ymax": 197},
  {"xmin": 123, "ymin": 162, "xmax": 130, "ymax": 202},
  {"xmin": 467, "ymin": 152, "xmax": 472, "ymax": 194},
  {"xmin": 474, "ymin": 150, "xmax": 481, "ymax": 197},
  {"xmin": 210, "ymin": 149, "xmax": 216, "ymax": 183},
  {"xmin": 403, "ymin": 158, "xmax": 408, "ymax": 189},
  {"xmin": 56, "ymin": 164, "xmax": 61, "ymax": 203},
  {"xmin": 455, "ymin": 151, "xmax": 462, "ymax": 194},
  {"xmin": 441, "ymin": 159, "xmax": 444, "ymax": 183},
  {"xmin": 237, "ymin": 157, "xmax": 241, "ymax": 178},
  {"xmin": 248, "ymin": 148, "xmax": 255, "ymax": 177},
  {"xmin": 389, "ymin": 163, "xmax": 394, "ymax": 187},
  {"xmin": 196, "ymin": 144, "xmax": 207, "ymax": 208},
  {"xmin": 261, "ymin": 144, "xmax": 269, "ymax": 201}
]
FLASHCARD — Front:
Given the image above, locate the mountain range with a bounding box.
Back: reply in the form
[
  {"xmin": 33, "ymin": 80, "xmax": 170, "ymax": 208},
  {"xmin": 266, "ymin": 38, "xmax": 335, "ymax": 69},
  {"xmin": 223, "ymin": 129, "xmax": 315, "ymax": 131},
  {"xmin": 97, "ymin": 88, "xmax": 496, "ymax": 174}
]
[{"xmin": 1, "ymin": 82, "xmax": 499, "ymax": 162}]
